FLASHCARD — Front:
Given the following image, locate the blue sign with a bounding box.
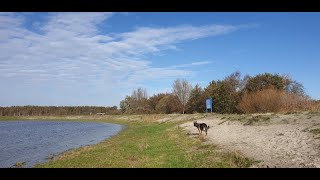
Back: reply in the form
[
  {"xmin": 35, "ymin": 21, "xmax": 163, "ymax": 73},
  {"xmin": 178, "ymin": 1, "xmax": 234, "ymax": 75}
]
[
  {"xmin": 206, "ymin": 97, "xmax": 212, "ymax": 113},
  {"xmin": 206, "ymin": 99, "xmax": 211, "ymax": 109}
]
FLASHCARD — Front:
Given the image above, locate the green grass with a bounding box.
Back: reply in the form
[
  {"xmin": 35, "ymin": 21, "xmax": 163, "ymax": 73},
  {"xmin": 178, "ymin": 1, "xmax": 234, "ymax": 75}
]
[
  {"xmin": 310, "ymin": 128, "xmax": 320, "ymax": 140},
  {"xmin": 1, "ymin": 115, "xmax": 253, "ymax": 168},
  {"xmin": 27, "ymin": 116, "xmax": 253, "ymax": 168},
  {"xmin": 0, "ymin": 116, "xmax": 20, "ymax": 121},
  {"xmin": 310, "ymin": 128, "xmax": 320, "ymax": 135},
  {"xmin": 14, "ymin": 161, "xmax": 26, "ymax": 168}
]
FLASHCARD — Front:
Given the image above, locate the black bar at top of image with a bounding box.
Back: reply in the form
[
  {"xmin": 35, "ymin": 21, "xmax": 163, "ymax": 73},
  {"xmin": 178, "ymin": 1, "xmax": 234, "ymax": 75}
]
[{"xmin": 1, "ymin": 0, "xmax": 320, "ymax": 12}]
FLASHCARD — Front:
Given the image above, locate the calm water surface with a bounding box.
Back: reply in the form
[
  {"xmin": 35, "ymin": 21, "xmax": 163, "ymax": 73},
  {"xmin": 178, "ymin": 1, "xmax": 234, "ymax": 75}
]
[{"xmin": 0, "ymin": 120, "xmax": 122, "ymax": 168}]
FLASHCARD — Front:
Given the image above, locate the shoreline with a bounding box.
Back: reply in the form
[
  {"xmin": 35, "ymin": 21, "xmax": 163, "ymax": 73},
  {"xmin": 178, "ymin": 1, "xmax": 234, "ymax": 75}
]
[{"xmin": 0, "ymin": 120, "xmax": 123, "ymax": 168}]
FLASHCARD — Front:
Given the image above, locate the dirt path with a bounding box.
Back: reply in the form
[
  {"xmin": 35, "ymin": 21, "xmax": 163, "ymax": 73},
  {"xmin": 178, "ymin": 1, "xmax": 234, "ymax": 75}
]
[{"xmin": 181, "ymin": 114, "xmax": 320, "ymax": 168}]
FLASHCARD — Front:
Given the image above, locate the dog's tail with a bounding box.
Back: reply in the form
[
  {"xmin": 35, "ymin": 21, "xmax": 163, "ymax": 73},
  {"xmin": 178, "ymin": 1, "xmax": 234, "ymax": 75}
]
[{"xmin": 207, "ymin": 125, "xmax": 210, "ymax": 129}]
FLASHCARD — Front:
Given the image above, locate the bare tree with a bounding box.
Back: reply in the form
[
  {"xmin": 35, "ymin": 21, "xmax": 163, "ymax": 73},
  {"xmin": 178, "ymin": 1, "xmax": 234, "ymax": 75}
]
[
  {"xmin": 172, "ymin": 78, "xmax": 193, "ymax": 114},
  {"xmin": 132, "ymin": 87, "xmax": 148, "ymax": 101},
  {"xmin": 130, "ymin": 87, "xmax": 149, "ymax": 112}
]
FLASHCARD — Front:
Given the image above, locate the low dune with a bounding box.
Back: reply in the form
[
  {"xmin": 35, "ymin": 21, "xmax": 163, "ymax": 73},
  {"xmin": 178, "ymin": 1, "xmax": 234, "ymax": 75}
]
[{"xmin": 181, "ymin": 113, "xmax": 320, "ymax": 168}]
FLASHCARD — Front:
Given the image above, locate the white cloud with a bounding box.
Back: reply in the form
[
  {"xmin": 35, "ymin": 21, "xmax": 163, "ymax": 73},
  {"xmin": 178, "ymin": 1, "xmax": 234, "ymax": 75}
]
[
  {"xmin": 42, "ymin": 12, "xmax": 113, "ymax": 36},
  {"xmin": 170, "ymin": 61, "xmax": 213, "ymax": 68},
  {"xmin": 0, "ymin": 13, "xmax": 245, "ymax": 106},
  {"xmin": 108, "ymin": 25, "xmax": 237, "ymax": 56}
]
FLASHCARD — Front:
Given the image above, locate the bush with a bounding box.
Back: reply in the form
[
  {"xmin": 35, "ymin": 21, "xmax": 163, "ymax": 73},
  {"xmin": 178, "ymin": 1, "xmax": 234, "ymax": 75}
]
[
  {"xmin": 237, "ymin": 88, "xmax": 283, "ymax": 113},
  {"xmin": 155, "ymin": 95, "xmax": 182, "ymax": 114},
  {"xmin": 237, "ymin": 87, "xmax": 320, "ymax": 114}
]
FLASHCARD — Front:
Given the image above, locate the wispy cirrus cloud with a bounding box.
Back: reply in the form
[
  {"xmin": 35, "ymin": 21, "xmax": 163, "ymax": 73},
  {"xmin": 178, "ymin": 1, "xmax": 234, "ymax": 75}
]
[
  {"xmin": 0, "ymin": 12, "xmax": 247, "ymax": 106},
  {"xmin": 170, "ymin": 61, "xmax": 214, "ymax": 68},
  {"xmin": 110, "ymin": 25, "xmax": 237, "ymax": 56}
]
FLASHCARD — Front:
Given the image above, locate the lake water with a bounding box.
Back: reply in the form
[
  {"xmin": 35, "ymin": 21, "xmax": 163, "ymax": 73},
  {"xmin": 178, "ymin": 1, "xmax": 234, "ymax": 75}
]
[{"xmin": 0, "ymin": 120, "xmax": 123, "ymax": 168}]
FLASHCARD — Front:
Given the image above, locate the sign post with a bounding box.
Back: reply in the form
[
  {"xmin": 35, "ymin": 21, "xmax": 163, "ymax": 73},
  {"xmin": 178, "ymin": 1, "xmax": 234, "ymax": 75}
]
[{"xmin": 206, "ymin": 97, "xmax": 212, "ymax": 113}]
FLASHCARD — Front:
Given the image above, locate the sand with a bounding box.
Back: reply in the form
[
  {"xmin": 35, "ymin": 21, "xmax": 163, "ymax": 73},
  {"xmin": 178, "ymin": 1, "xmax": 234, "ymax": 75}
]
[{"xmin": 180, "ymin": 113, "xmax": 320, "ymax": 168}]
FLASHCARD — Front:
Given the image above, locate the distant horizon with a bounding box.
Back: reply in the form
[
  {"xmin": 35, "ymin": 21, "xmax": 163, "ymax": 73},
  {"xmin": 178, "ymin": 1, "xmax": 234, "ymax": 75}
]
[{"xmin": 1, "ymin": 12, "xmax": 320, "ymax": 106}]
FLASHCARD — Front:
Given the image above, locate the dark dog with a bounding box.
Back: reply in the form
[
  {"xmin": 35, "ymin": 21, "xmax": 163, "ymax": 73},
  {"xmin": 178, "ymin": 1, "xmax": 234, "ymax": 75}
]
[{"xmin": 194, "ymin": 121, "xmax": 210, "ymax": 136}]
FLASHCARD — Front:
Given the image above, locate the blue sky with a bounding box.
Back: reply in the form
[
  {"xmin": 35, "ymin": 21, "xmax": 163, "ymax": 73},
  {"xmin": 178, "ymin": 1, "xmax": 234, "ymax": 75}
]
[{"xmin": 0, "ymin": 12, "xmax": 319, "ymax": 106}]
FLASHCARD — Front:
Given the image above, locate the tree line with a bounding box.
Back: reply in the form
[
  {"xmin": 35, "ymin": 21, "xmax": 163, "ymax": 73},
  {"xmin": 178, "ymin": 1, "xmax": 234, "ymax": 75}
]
[
  {"xmin": 120, "ymin": 72, "xmax": 320, "ymax": 114},
  {"xmin": 0, "ymin": 106, "xmax": 119, "ymax": 116}
]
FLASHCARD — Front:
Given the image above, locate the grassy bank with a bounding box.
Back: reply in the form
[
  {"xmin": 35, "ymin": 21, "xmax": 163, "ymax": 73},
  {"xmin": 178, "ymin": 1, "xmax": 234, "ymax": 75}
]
[
  {"xmin": 1, "ymin": 115, "xmax": 253, "ymax": 168},
  {"xmin": 0, "ymin": 116, "xmax": 21, "ymax": 120}
]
